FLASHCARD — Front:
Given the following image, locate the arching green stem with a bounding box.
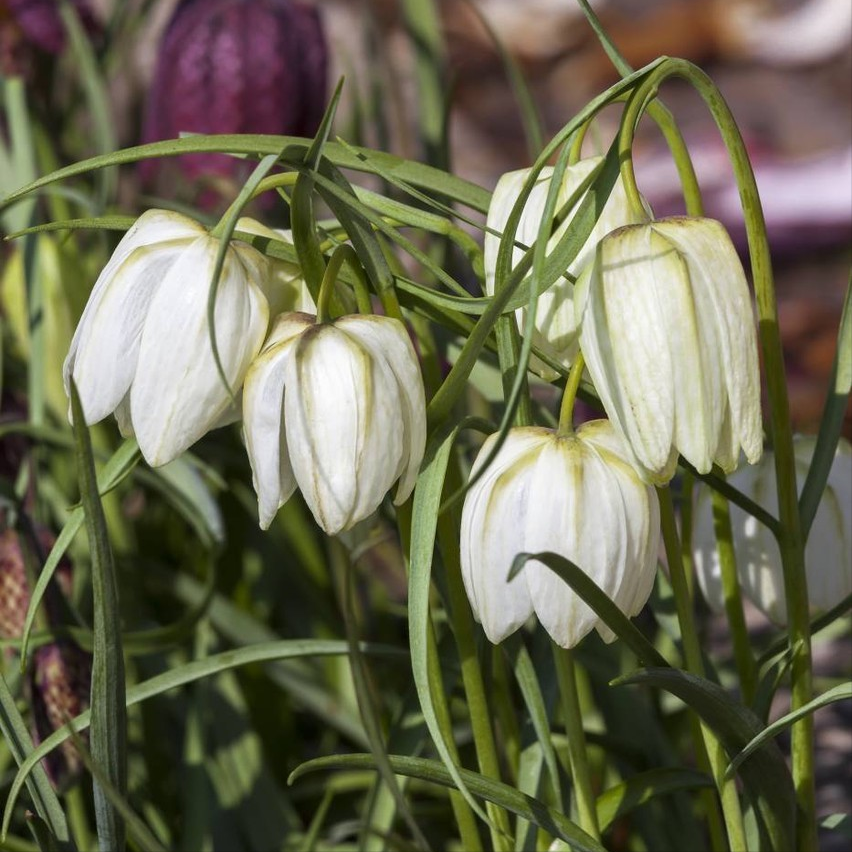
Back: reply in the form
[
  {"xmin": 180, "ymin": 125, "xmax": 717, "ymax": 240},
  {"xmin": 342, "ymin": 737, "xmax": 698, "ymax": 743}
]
[
  {"xmin": 557, "ymin": 352, "xmax": 586, "ymax": 437},
  {"xmin": 660, "ymin": 487, "xmax": 748, "ymax": 851},
  {"xmin": 621, "ymin": 57, "xmax": 812, "ymax": 850},
  {"xmin": 317, "ymin": 244, "xmax": 372, "ymax": 323},
  {"xmin": 211, "ymin": 171, "xmax": 299, "ymax": 239}
]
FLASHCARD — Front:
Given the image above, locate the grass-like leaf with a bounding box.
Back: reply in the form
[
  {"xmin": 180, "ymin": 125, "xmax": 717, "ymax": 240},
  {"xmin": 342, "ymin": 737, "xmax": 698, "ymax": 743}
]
[
  {"xmin": 1, "ymin": 640, "xmax": 400, "ymax": 837},
  {"xmin": 19, "ymin": 439, "xmax": 140, "ymax": 668},
  {"xmin": 69, "ymin": 381, "xmax": 127, "ymax": 852},
  {"xmin": 288, "ymin": 753, "xmax": 606, "ymax": 852},
  {"xmin": 799, "ymin": 278, "xmax": 851, "ymax": 537},
  {"xmin": 614, "ymin": 668, "xmax": 796, "ymax": 850},
  {"xmin": 727, "ymin": 682, "xmax": 852, "ymax": 778},
  {"xmin": 508, "ymin": 551, "xmax": 669, "ymax": 668},
  {"xmin": 595, "ymin": 767, "xmax": 713, "ymax": 832},
  {"xmin": 0, "ymin": 675, "xmax": 70, "ymax": 845}
]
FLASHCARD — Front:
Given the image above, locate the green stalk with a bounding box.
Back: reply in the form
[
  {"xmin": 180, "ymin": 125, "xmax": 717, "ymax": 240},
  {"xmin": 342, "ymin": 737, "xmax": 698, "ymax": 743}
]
[
  {"xmin": 436, "ymin": 498, "xmax": 514, "ymax": 852},
  {"xmin": 552, "ymin": 645, "xmax": 600, "ymax": 840},
  {"xmin": 660, "ymin": 488, "xmax": 747, "ymax": 851},
  {"xmin": 712, "ymin": 488, "xmax": 758, "ymax": 704},
  {"xmin": 557, "ymin": 352, "xmax": 586, "ymax": 437},
  {"xmin": 316, "ymin": 244, "xmax": 372, "ymax": 322},
  {"xmin": 619, "ymin": 57, "xmax": 813, "ymax": 849},
  {"xmin": 396, "ymin": 503, "xmax": 483, "ymax": 852}
]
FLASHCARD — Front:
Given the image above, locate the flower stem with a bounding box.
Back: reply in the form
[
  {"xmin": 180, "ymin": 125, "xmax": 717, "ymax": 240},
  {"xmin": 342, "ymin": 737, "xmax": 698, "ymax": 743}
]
[
  {"xmin": 619, "ymin": 57, "xmax": 814, "ymax": 850},
  {"xmin": 438, "ymin": 466, "xmax": 514, "ymax": 851},
  {"xmin": 557, "ymin": 352, "xmax": 586, "ymax": 437},
  {"xmin": 712, "ymin": 487, "xmax": 758, "ymax": 704},
  {"xmin": 396, "ymin": 502, "xmax": 483, "ymax": 851},
  {"xmin": 316, "ymin": 244, "xmax": 371, "ymax": 322},
  {"xmin": 552, "ymin": 644, "xmax": 600, "ymax": 840},
  {"xmin": 660, "ymin": 487, "xmax": 748, "ymax": 852}
]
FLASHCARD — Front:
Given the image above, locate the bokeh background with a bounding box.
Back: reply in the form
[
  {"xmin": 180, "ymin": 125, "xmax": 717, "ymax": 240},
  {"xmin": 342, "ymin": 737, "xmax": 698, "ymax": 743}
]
[{"xmin": 2, "ymin": 0, "xmax": 850, "ymax": 846}]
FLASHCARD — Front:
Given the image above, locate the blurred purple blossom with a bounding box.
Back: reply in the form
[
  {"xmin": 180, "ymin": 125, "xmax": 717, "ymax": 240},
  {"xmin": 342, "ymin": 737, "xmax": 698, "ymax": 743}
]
[
  {"xmin": 4, "ymin": 0, "xmax": 97, "ymax": 54},
  {"xmin": 141, "ymin": 0, "xmax": 328, "ymax": 208}
]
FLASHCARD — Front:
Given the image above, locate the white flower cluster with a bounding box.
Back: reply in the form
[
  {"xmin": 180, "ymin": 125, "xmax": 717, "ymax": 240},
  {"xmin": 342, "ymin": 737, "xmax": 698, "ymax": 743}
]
[
  {"xmin": 63, "ymin": 210, "xmax": 426, "ymax": 536},
  {"xmin": 65, "ymin": 158, "xmax": 847, "ymax": 650},
  {"xmin": 463, "ymin": 158, "xmax": 765, "ymax": 648}
]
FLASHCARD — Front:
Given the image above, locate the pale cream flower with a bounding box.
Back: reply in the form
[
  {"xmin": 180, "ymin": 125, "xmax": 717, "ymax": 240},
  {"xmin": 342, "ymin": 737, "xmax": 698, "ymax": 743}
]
[
  {"xmin": 693, "ymin": 437, "xmax": 852, "ymax": 624},
  {"xmin": 484, "ymin": 157, "xmax": 649, "ymax": 380},
  {"xmin": 460, "ymin": 421, "xmax": 660, "ymax": 648},
  {"xmin": 575, "ymin": 216, "xmax": 763, "ymax": 484},
  {"xmin": 243, "ymin": 312, "xmax": 426, "ymax": 534},
  {"xmin": 64, "ymin": 209, "xmax": 271, "ymax": 466}
]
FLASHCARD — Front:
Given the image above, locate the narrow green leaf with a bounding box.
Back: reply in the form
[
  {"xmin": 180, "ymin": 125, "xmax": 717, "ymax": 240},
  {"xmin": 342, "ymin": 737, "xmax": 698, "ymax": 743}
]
[
  {"xmin": 289, "ymin": 753, "xmax": 606, "ymax": 852},
  {"xmin": 206, "ymin": 151, "xmax": 283, "ymax": 400},
  {"xmin": 799, "ymin": 278, "xmax": 851, "ymax": 537},
  {"xmin": 0, "ymin": 675, "xmax": 70, "ymax": 844},
  {"xmin": 59, "ymin": 1, "xmax": 116, "ymax": 207},
  {"xmin": 727, "ymin": 682, "xmax": 852, "ymax": 777},
  {"xmin": 335, "ymin": 542, "xmax": 430, "ymax": 851},
  {"xmin": 508, "ymin": 551, "xmax": 669, "ymax": 668},
  {"xmin": 305, "ymin": 77, "xmax": 345, "ymax": 169},
  {"xmin": 6, "ymin": 216, "xmax": 136, "ymax": 239},
  {"xmin": 408, "ymin": 417, "xmax": 495, "ymax": 824},
  {"xmin": 70, "ymin": 381, "xmax": 127, "ymax": 852},
  {"xmin": 19, "ymin": 439, "xmax": 140, "ymax": 668},
  {"xmin": 614, "ymin": 667, "xmax": 796, "ymax": 850},
  {"xmin": 503, "ymin": 636, "xmax": 562, "ymax": 808},
  {"xmin": 2, "ymin": 640, "xmax": 399, "ymax": 837},
  {"xmin": 460, "ymin": 0, "xmax": 543, "ymax": 159},
  {"xmin": 400, "ymin": 0, "xmax": 447, "ymax": 167},
  {"xmin": 1, "ymin": 136, "xmax": 491, "ymax": 214},
  {"xmin": 62, "ymin": 726, "xmax": 166, "ymax": 852},
  {"xmin": 595, "ymin": 768, "xmax": 713, "ymax": 832}
]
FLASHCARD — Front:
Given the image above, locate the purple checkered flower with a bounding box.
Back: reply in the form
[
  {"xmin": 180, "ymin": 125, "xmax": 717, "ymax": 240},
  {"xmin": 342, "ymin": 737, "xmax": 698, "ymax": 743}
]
[{"xmin": 141, "ymin": 0, "xmax": 328, "ymax": 208}]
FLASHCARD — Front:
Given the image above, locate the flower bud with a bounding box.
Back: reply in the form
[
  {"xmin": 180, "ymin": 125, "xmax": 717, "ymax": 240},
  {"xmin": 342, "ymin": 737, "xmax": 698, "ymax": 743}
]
[
  {"xmin": 236, "ymin": 217, "xmax": 316, "ymax": 317},
  {"xmin": 575, "ymin": 216, "xmax": 763, "ymax": 484},
  {"xmin": 141, "ymin": 0, "xmax": 328, "ymax": 206},
  {"xmin": 5, "ymin": 0, "xmax": 97, "ymax": 54},
  {"xmin": 243, "ymin": 312, "xmax": 427, "ymax": 534},
  {"xmin": 484, "ymin": 157, "xmax": 649, "ymax": 380},
  {"xmin": 30, "ymin": 640, "xmax": 92, "ymax": 789},
  {"xmin": 63, "ymin": 210, "xmax": 271, "ymax": 466},
  {"xmin": 693, "ymin": 436, "xmax": 852, "ymax": 624},
  {"xmin": 460, "ymin": 421, "xmax": 660, "ymax": 648}
]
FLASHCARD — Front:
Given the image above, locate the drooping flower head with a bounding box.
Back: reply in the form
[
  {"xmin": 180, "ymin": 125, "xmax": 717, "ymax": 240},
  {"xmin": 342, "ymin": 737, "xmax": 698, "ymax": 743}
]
[
  {"xmin": 64, "ymin": 210, "xmax": 272, "ymax": 466},
  {"xmin": 484, "ymin": 157, "xmax": 650, "ymax": 380},
  {"xmin": 460, "ymin": 421, "xmax": 660, "ymax": 648},
  {"xmin": 693, "ymin": 436, "xmax": 851, "ymax": 624},
  {"xmin": 243, "ymin": 312, "xmax": 427, "ymax": 534},
  {"xmin": 141, "ymin": 0, "xmax": 328, "ymax": 208},
  {"xmin": 575, "ymin": 216, "xmax": 763, "ymax": 484}
]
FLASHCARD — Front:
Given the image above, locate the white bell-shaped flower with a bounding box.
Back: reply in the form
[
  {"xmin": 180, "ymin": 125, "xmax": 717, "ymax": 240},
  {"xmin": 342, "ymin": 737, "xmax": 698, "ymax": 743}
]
[
  {"xmin": 236, "ymin": 217, "xmax": 316, "ymax": 316},
  {"xmin": 575, "ymin": 216, "xmax": 763, "ymax": 484},
  {"xmin": 484, "ymin": 157, "xmax": 649, "ymax": 380},
  {"xmin": 460, "ymin": 420, "xmax": 660, "ymax": 648},
  {"xmin": 693, "ymin": 436, "xmax": 852, "ymax": 624},
  {"xmin": 243, "ymin": 312, "xmax": 427, "ymax": 534},
  {"xmin": 63, "ymin": 209, "xmax": 271, "ymax": 466}
]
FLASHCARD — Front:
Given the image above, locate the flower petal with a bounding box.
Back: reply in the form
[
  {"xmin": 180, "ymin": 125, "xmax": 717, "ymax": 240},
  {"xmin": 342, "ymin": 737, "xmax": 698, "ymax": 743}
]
[
  {"xmin": 335, "ymin": 315, "xmax": 427, "ymax": 505},
  {"xmin": 654, "ymin": 218, "xmax": 763, "ymax": 468},
  {"xmin": 284, "ymin": 324, "xmax": 403, "ymax": 534},
  {"xmin": 131, "ymin": 235, "xmax": 270, "ymax": 466},
  {"xmin": 242, "ymin": 324, "xmax": 311, "ymax": 529},
  {"xmin": 459, "ymin": 429, "xmax": 548, "ymax": 642}
]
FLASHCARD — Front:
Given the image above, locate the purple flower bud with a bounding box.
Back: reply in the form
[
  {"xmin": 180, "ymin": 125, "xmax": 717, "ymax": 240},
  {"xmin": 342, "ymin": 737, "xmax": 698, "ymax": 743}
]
[
  {"xmin": 30, "ymin": 640, "xmax": 92, "ymax": 789},
  {"xmin": 0, "ymin": 528, "xmax": 30, "ymax": 639},
  {"xmin": 141, "ymin": 0, "xmax": 329, "ymax": 207},
  {"xmin": 4, "ymin": 0, "xmax": 97, "ymax": 54}
]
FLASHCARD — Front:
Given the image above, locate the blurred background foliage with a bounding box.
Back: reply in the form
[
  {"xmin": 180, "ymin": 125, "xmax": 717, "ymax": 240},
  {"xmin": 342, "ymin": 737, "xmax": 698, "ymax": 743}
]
[{"xmin": 0, "ymin": 1, "xmax": 849, "ymax": 850}]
